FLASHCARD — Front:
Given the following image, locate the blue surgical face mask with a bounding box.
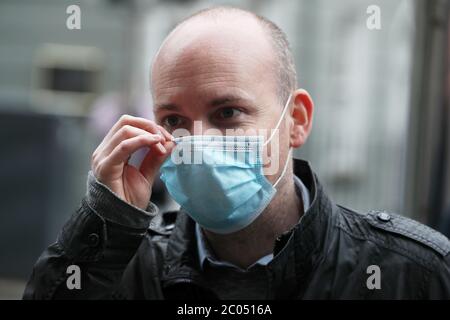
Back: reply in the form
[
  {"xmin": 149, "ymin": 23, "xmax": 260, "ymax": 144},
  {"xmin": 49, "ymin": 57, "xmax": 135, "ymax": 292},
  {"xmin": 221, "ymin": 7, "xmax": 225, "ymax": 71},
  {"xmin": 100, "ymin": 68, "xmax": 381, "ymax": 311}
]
[{"xmin": 160, "ymin": 94, "xmax": 293, "ymax": 234}]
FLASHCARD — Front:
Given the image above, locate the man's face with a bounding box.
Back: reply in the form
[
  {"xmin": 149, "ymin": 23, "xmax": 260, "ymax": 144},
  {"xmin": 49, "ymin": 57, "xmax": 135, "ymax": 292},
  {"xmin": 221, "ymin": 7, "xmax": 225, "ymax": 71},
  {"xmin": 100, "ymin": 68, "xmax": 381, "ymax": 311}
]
[{"xmin": 151, "ymin": 17, "xmax": 291, "ymax": 180}]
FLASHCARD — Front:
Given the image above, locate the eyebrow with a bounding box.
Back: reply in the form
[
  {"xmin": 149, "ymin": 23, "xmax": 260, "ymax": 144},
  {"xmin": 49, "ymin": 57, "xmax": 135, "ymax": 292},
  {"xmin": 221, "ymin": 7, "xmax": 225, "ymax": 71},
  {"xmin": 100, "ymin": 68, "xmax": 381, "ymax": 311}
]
[
  {"xmin": 209, "ymin": 95, "xmax": 246, "ymax": 107},
  {"xmin": 154, "ymin": 103, "xmax": 179, "ymax": 111},
  {"xmin": 154, "ymin": 94, "xmax": 250, "ymax": 111}
]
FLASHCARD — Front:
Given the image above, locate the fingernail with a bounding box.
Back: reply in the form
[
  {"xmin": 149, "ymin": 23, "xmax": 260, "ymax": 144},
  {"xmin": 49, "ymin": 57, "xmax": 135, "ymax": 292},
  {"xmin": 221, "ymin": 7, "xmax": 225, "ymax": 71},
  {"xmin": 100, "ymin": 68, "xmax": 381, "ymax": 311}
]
[{"xmin": 158, "ymin": 143, "xmax": 166, "ymax": 154}]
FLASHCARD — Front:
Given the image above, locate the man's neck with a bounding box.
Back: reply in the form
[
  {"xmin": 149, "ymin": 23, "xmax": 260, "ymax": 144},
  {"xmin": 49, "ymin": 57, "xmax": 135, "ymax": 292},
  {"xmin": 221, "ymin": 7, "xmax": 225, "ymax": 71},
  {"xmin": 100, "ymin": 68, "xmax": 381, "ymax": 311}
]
[{"xmin": 203, "ymin": 169, "xmax": 303, "ymax": 269}]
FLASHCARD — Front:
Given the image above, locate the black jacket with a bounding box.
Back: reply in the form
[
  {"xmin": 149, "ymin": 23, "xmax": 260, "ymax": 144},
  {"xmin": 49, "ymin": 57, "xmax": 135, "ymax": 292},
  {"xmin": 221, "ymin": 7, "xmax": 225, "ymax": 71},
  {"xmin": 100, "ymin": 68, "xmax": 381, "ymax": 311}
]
[{"xmin": 23, "ymin": 160, "xmax": 450, "ymax": 299}]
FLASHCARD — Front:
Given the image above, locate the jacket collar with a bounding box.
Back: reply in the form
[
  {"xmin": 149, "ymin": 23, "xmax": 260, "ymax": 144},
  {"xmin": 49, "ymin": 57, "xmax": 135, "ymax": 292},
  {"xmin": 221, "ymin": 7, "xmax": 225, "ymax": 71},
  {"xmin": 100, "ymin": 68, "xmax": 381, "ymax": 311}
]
[
  {"xmin": 161, "ymin": 159, "xmax": 338, "ymax": 298},
  {"xmin": 268, "ymin": 159, "xmax": 337, "ymax": 298}
]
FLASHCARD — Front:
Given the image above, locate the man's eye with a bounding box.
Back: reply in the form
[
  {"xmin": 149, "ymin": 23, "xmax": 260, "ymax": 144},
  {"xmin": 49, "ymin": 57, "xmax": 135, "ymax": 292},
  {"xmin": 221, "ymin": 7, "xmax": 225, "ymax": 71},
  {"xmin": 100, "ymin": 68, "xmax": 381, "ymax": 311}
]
[
  {"xmin": 217, "ymin": 107, "xmax": 241, "ymax": 119},
  {"xmin": 163, "ymin": 115, "xmax": 182, "ymax": 127}
]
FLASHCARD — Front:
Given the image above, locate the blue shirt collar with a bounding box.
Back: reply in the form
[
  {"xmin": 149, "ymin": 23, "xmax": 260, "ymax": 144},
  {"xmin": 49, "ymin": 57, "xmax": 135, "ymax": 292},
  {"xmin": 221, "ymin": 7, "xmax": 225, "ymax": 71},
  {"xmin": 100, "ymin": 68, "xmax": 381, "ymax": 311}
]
[{"xmin": 195, "ymin": 175, "xmax": 311, "ymax": 271}]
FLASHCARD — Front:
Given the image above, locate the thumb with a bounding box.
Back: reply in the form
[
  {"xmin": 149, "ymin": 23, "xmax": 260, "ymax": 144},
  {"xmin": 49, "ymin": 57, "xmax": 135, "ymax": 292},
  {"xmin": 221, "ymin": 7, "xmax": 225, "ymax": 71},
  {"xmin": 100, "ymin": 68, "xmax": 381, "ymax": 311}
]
[{"xmin": 139, "ymin": 140, "xmax": 175, "ymax": 183}]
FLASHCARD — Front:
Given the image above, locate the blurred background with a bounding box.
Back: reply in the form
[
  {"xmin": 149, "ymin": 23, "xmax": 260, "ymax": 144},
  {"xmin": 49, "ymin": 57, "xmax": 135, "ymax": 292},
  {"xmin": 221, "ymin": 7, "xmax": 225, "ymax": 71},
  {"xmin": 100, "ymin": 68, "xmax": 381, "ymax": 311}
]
[{"xmin": 0, "ymin": 0, "xmax": 449, "ymax": 299}]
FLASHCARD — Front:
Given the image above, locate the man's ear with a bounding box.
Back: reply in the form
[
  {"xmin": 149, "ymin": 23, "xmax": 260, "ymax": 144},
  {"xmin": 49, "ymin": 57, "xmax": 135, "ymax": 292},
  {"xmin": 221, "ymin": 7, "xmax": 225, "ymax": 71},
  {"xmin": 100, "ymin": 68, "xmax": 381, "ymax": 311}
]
[{"xmin": 289, "ymin": 89, "xmax": 314, "ymax": 148}]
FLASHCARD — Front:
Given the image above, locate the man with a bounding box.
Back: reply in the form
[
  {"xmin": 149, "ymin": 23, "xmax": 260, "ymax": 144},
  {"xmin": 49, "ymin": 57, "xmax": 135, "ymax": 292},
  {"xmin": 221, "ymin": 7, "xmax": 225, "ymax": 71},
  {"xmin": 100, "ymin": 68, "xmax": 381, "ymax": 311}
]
[{"xmin": 24, "ymin": 6, "xmax": 450, "ymax": 299}]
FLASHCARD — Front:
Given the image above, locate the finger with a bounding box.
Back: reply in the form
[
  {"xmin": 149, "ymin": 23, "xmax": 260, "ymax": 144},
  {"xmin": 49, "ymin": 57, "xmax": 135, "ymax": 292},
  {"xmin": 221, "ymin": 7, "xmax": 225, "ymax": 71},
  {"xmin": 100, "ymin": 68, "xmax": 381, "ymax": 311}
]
[
  {"xmin": 157, "ymin": 125, "xmax": 175, "ymax": 142},
  {"xmin": 101, "ymin": 134, "xmax": 165, "ymax": 169},
  {"xmin": 100, "ymin": 125, "xmax": 163, "ymax": 158},
  {"xmin": 139, "ymin": 139, "xmax": 176, "ymax": 182},
  {"xmin": 97, "ymin": 115, "xmax": 162, "ymax": 152}
]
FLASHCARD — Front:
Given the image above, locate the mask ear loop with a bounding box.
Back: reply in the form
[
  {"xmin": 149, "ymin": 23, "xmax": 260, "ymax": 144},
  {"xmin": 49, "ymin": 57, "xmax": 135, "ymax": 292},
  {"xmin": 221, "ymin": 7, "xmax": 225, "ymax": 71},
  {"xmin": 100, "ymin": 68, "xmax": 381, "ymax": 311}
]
[
  {"xmin": 263, "ymin": 93, "xmax": 293, "ymax": 147},
  {"xmin": 261, "ymin": 94, "xmax": 293, "ymax": 186},
  {"xmin": 273, "ymin": 148, "xmax": 293, "ymax": 188}
]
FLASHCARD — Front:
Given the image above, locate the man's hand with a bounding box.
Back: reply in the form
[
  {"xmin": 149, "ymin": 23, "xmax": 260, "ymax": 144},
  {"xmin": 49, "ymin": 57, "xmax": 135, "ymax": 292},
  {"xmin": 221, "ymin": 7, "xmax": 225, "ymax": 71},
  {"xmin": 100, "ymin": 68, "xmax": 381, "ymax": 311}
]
[{"xmin": 91, "ymin": 115, "xmax": 174, "ymax": 210}]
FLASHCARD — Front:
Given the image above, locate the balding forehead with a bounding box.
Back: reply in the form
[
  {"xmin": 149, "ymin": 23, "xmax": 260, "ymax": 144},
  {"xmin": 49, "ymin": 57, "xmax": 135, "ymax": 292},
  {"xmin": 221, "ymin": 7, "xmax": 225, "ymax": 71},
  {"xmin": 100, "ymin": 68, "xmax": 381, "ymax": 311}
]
[
  {"xmin": 151, "ymin": 7, "xmax": 297, "ymax": 104},
  {"xmin": 165, "ymin": 9, "xmax": 270, "ymax": 49},
  {"xmin": 152, "ymin": 12, "xmax": 276, "ymax": 75}
]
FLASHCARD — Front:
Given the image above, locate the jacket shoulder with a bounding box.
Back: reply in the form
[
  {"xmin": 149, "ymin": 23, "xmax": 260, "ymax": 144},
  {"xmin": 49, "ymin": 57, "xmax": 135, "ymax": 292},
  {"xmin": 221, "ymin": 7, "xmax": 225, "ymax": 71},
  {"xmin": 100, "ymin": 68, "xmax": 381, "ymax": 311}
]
[
  {"xmin": 336, "ymin": 206, "xmax": 450, "ymax": 263},
  {"xmin": 363, "ymin": 210, "xmax": 450, "ymax": 257}
]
